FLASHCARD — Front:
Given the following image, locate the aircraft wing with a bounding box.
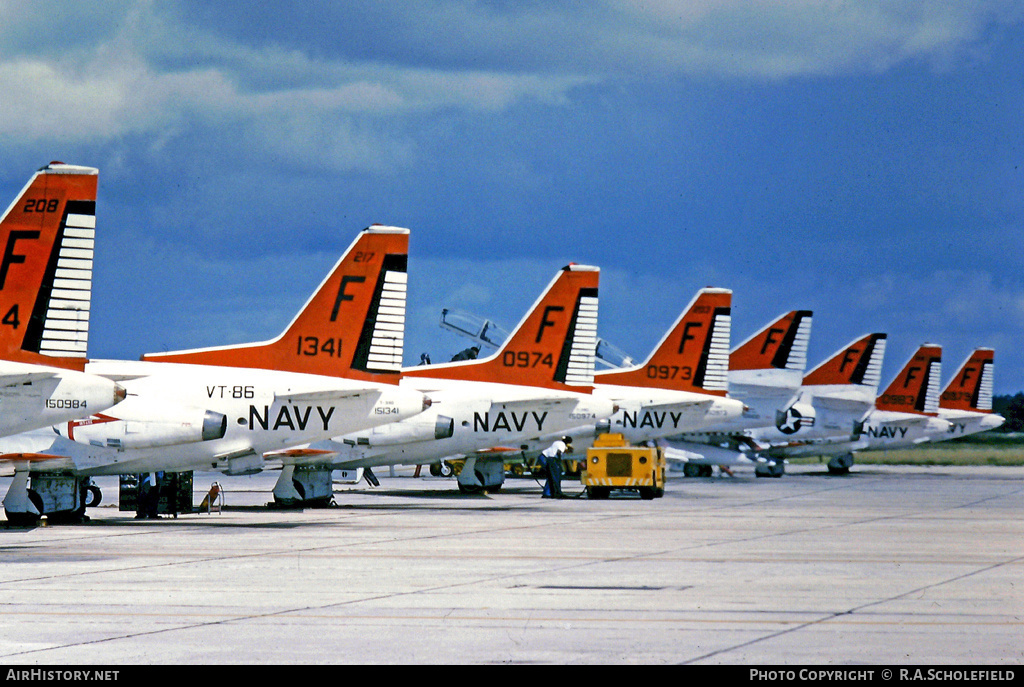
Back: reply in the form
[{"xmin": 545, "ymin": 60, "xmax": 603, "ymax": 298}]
[
  {"xmin": 665, "ymin": 431, "xmax": 759, "ymax": 448},
  {"xmin": 0, "ymin": 452, "xmax": 67, "ymax": 462},
  {"xmin": 459, "ymin": 445, "xmax": 529, "ymax": 467},
  {"xmin": 264, "ymin": 447, "xmax": 339, "ymax": 460},
  {"xmin": 0, "ymin": 452, "xmax": 77, "ymax": 474},
  {"xmin": 660, "ymin": 444, "xmax": 743, "ymax": 464},
  {"xmin": 471, "ymin": 446, "xmax": 522, "ymax": 455}
]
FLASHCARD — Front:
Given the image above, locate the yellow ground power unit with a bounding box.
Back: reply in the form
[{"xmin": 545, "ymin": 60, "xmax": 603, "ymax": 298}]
[{"xmin": 583, "ymin": 433, "xmax": 665, "ymax": 500}]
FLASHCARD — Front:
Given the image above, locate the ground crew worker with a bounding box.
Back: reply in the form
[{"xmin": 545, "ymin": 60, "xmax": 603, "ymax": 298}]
[
  {"xmin": 540, "ymin": 437, "xmax": 572, "ymax": 498},
  {"xmin": 135, "ymin": 472, "xmax": 161, "ymax": 519}
]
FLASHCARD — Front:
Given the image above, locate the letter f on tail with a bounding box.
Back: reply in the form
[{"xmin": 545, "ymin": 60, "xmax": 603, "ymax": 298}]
[
  {"xmin": 142, "ymin": 225, "xmax": 409, "ymax": 384},
  {"xmin": 875, "ymin": 344, "xmax": 942, "ymax": 414},
  {"xmin": 405, "ymin": 264, "xmax": 600, "ymax": 391},
  {"xmin": 0, "ymin": 162, "xmax": 99, "ymax": 371},
  {"xmin": 596, "ymin": 287, "xmax": 732, "ymax": 395},
  {"xmin": 940, "ymin": 348, "xmax": 994, "ymax": 413}
]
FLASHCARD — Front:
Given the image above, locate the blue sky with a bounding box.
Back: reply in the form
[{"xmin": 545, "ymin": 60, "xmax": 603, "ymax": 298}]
[{"xmin": 2, "ymin": 1, "xmax": 1022, "ymax": 392}]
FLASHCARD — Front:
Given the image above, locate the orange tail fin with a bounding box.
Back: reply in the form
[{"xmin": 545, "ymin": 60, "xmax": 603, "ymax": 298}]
[
  {"xmin": 405, "ymin": 264, "xmax": 599, "ymax": 390},
  {"xmin": 940, "ymin": 348, "xmax": 993, "ymax": 412},
  {"xmin": 596, "ymin": 288, "xmax": 731, "ymax": 395},
  {"xmin": 0, "ymin": 162, "xmax": 99, "ymax": 371},
  {"xmin": 729, "ymin": 310, "xmax": 812, "ymax": 372},
  {"xmin": 143, "ymin": 225, "xmax": 409, "ymax": 384},
  {"xmin": 802, "ymin": 333, "xmax": 887, "ymax": 389},
  {"xmin": 875, "ymin": 344, "xmax": 942, "ymax": 414}
]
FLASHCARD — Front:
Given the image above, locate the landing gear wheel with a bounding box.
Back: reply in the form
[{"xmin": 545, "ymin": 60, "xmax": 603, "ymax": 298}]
[
  {"xmin": 827, "ymin": 454, "xmax": 854, "ymax": 475},
  {"xmin": 84, "ymin": 485, "xmax": 102, "ymax": 508},
  {"xmin": 755, "ymin": 463, "xmax": 785, "ymax": 478},
  {"xmin": 438, "ymin": 461, "xmax": 454, "ymax": 478}
]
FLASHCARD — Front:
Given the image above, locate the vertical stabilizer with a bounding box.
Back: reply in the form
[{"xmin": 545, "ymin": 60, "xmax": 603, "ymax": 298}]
[
  {"xmin": 142, "ymin": 225, "xmax": 409, "ymax": 384},
  {"xmin": 802, "ymin": 333, "xmax": 887, "ymax": 391},
  {"xmin": 940, "ymin": 348, "xmax": 994, "ymax": 413},
  {"xmin": 405, "ymin": 264, "xmax": 599, "ymax": 390},
  {"xmin": 596, "ymin": 288, "xmax": 731, "ymax": 395},
  {"xmin": 875, "ymin": 344, "xmax": 942, "ymax": 414},
  {"xmin": 730, "ymin": 310, "xmax": 812, "ymax": 373},
  {"xmin": 0, "ymin": 162, "xmax": 99, "ymax": 371}
]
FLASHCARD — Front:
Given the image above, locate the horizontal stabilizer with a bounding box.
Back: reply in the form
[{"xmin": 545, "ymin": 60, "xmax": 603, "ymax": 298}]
[
  {"xmin": 900, "ymin": 415, "xmax": 939, "ymax": 428},
  {"xmin": 0, "ymin": 370, "xmax": 58, "ymax": 387},
  {"xmin": 811, "ymin": 390, "xmax": 877, "ymax": 412},
  {"xmin": 640, "ymin": 398, "xmax": 713, "ymax": 413},
  {"xmin": 487, "ymin": 397, "xmax": 578, "ymax": 413},
  {"xmin": 273, "ymin": 387, "xmax": 379, "ymax": 404}
]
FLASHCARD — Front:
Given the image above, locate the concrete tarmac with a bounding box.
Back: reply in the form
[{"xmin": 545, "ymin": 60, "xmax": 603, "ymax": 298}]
[{"xmin": 1, "ymin": 464, "xmax": 1022, "ymax": 665}]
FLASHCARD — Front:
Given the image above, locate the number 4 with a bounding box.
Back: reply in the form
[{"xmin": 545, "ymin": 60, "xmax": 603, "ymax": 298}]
[{"xmin": 2, "ymin": 305, "xmax": 19, "ymax": 329}]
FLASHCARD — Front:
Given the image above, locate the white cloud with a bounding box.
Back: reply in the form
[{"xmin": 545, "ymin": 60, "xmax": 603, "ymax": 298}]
[
  {"xmin": 1, "ymin": 1, "xmax": 1018, "ymax": 154},
  {"xmin": 0, "ymin": 3, "xmax": 595, "ymax": 171},
  {"xmin": 604, "ymin": 0, "xmax": 1024, "ymax": 77}
]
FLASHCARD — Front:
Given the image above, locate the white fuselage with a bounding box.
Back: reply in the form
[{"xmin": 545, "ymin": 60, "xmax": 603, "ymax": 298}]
[
  {"xmin": 294, "ymin": 376, "xmax": 617, "ymax": 470},
  {"xmin": 657, "ymin": 376, "xmax": 880, "ymax": 468},
  {"xmin": 666, "ymin": 407, "xmax": 975, "ymax": 468},
  {"xmin": 455, "ymin": 385, "xmax": 748, "ymax": 462},
  {"xmin": 585, "ymin": 384, "xmax": 745, "ymax": 449},
  {"xmin": 34, "ymin": 359, "xmax": 426, "ymax": 476},
  {"xmin": 670, "ymin": 378, "xmax": 878, "ymax": 457},
  {"xmin": 769, "ymin": 409, "xmax": 953, "ymax": 459}
]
